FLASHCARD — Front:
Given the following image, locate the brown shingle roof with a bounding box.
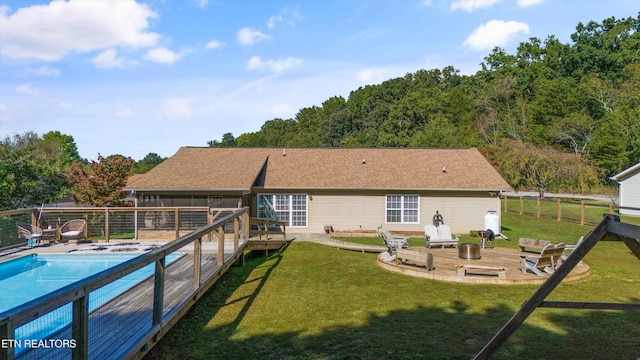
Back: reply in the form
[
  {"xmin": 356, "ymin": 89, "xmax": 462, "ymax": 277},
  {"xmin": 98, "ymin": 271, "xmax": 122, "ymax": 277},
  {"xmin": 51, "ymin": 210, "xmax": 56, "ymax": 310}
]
[
  {"xmin": 125, "ymin": 147, "xmax": 511, "ymax": 191},
  {"xmin": 125, "ymin": 147, "xmax": 269, "ymax": 191}
]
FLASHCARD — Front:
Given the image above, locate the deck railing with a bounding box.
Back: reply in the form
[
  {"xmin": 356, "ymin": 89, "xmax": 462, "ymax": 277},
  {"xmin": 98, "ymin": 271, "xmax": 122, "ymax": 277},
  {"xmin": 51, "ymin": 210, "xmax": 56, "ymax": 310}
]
[
  {"xmin": 0, "ymin": 207, "xmax": 250, "ymax": 360},
  {"xmin": 0, "ymin": 206, "xmax": 241, "ymax": 248}
]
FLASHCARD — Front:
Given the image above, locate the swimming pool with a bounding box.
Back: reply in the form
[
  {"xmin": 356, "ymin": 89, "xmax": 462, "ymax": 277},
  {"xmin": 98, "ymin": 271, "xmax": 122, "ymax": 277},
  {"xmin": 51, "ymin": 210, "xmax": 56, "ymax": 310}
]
[{"xmin": 0, "ymin": 252, "xmax": 183, "ymax": 352}]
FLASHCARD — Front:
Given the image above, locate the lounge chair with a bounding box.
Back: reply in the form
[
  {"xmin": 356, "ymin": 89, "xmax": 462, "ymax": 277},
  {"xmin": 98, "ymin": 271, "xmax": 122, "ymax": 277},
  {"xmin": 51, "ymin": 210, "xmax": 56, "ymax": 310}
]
[
  {"xmin": 380, "ymin": 229, "xmax": 408, "ymax": 254},
  {"xmin": 16, "ymin": 222, "xmax": 43, "ymax": 247},
  {"xmin": 519, "ymin": 243, "xmax": 566, "ymax": 276},
  {"xmin": 425, "ymin": 224, "xmax": 459, "ymax": 248},
  {"xmin": 60, "ymin": 219, "xmax": 87, "ymax": 242}
]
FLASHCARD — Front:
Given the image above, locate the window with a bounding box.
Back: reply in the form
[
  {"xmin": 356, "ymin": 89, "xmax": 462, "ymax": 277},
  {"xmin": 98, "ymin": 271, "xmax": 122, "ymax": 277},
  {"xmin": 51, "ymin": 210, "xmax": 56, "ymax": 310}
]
[
  {"xmin": 257, "ymin": 194, "xmax": 307, "ymax": 227},
  {"xmin": 386, "ymin": 195, "xmax": 419, "ymax": 223}
]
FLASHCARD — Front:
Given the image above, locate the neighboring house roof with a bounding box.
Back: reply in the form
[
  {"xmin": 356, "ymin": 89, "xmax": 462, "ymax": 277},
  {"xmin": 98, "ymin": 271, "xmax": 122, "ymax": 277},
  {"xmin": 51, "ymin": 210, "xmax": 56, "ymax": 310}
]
[
  {"xmin": 610, "ymin": 163, "xmax": 640, "ymax": 182},
  {"xmin": 125, "ymin": 147, "xmax": 512, "ymax": 192}
]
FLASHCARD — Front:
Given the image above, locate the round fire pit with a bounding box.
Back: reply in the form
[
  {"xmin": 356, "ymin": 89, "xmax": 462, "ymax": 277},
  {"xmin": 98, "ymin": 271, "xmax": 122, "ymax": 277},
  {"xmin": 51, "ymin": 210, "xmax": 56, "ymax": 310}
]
[{"xmin": 458, "ymin": 243, "xmax": 481, "ymax": 260}]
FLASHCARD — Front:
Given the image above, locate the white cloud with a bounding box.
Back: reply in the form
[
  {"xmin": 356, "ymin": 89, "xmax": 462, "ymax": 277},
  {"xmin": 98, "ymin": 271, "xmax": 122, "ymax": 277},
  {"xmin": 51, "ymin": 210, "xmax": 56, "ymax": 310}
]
[
  {"xmin": 205, "ymin": 39, "xmax": 224, "ymax": 50},
  {"xmin": 517, "ymin": 0, "xmax": 544, "ymax": 7},
  {"xmin": 267, "ymin": 15, "xmax": 283, "ymax": 30},
  {"xmin": 195, "ymin": 0, "xmax": 209, "ymax": 9},
  {"xmin": 92, "ymin": 49, "xmax": 128, "ymax": 69},
  {"xmin": 246, "ymin": 56, "xmax": 303, "ymax": 72},
  {"xmin": 143, "ymin": 47, "xmax": 181, "ymax": 64},
  {"xmin": 26, "ymin": 65, "xmax": 61, "ymax": 77},
  {"xmin": 267, "ymin": 8, "xmax": 303, "ymax": 29},
  {"xmin": 16, "ymin": 83, "xmax": 39, "ymax": 95},
  {"xmin": 420, "ymin": 0, "xmax": 433, "ymax": 6},
  {"xmin": 451, "ymin": 0, "xmax": 502, "ymax": 12},
  {"xmin": 237, "ymin": 27, "xmax": 271, "ymax": 45},
  {"xmin": 463, "ymin": 20, "xmax": 530, "ymax": 51},
  {"xmin": 0, "ymin": 0, "xmax": 160, "ymax": 61},
  {"xmin": 163, "ymin": 98, "xmax": 191, "ymax": 119},
  {"xmin": 115, "ymin": 108, "xmax": 134, "ymax": 118},
  {"xmin": 356, "ymin": 66, "xmax": 402, "ymax": 84}
]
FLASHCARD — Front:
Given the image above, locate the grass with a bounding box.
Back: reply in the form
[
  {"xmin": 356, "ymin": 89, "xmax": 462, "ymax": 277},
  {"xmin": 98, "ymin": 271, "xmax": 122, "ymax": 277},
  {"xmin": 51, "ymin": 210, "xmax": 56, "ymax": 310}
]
[{"xmin": 144, "ymin": 212, "xmax": 640, "ymax": 360}]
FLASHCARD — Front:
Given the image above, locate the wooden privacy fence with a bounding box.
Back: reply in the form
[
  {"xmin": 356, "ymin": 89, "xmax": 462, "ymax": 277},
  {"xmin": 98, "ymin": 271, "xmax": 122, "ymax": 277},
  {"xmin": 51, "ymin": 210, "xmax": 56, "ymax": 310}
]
[
  {"xmin": 0, "ymin": 207, "xmax": 250, "ymax": 360},
  {"xmin": 501, "ymin": 195, "xmax": 630, "ymax": 226}
]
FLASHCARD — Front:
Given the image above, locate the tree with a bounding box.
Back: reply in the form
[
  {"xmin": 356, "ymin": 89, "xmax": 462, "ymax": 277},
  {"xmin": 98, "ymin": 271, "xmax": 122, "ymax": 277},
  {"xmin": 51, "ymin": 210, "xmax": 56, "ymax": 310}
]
[
  {"xmin": 487, "ymin": 140, "xmax": 600, "ymax": 197},
  {"xmin": 134, "ymin": 153, "xmax": 166, "ymax": 174},
  {"xmin": 0, "ymin": 131, "xmax": 80, "ymax": 210},
  {"xmin": 68, "ymin": 154, "xmax": 134, "ymax": 206},
  {"xmin": 207, "ymin": 132, "xmax": 237, "ymax": 147}
]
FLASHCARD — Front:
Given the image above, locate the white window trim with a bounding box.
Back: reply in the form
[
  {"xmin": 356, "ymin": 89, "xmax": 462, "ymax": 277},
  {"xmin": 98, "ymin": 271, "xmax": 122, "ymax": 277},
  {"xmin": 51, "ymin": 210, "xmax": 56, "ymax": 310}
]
[
  {"xmin": 258, "ymin": 194, "xmax": 308, "ymax": 228},
  {"xmin": 385, "ymin": 194, "xmax": 420, "ymax": 224}
]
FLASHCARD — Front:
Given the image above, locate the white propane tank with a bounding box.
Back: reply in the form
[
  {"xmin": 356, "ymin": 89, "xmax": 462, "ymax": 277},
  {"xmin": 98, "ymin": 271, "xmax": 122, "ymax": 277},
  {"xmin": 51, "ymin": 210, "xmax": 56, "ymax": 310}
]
[{"xmin": 484, "ymin": 211, "xmax": 500, "ymax": 235}]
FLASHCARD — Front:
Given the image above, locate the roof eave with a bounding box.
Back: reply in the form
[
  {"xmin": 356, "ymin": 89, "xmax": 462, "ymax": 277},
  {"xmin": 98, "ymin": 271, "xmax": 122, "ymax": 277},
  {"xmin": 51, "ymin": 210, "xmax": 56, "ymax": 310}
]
[
  {"xmin": 610, "ymin": 163, "xmax": 640, "ymax": 181},
  {"xmin": 124, "ymin": 188, "xmax": 252, "ymax": 192},
  {"xmin": 255, "ymin": 186, "xmax": 513, "ymax": 192}
]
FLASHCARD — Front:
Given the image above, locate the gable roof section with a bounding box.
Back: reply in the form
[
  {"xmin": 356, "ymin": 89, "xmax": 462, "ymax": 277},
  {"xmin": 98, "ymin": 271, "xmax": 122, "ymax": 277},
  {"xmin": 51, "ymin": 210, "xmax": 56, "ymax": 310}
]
[
  {"xmin": 610, "ymin": 163, "xmax": 640, "ymax": 182},
  {"xmin": 125, "ymin": 147, "xmax": 270, "ymax": 191},
  {"xmin": 262, "ymin": 148, "xmax": 510, "ymax": 190},
  {"xmin": 126, "ymin": 147, "xmax": 512, "ymax": 192}
]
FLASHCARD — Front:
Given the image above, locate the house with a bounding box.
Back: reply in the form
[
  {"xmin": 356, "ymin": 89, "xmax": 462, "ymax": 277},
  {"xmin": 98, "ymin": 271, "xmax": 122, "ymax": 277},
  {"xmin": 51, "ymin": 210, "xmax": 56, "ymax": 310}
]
[
  {"xmin": 610, "ymin": 163, "xmax": 640, "ymax": 216},
  {"xmin": 124, "ymin": 147, "xmax": 512, "ymax": 234}
]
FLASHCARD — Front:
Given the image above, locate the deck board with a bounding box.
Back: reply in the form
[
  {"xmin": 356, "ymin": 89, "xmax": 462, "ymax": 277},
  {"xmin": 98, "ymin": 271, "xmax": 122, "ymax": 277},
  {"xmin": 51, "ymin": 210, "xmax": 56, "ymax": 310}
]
[{"xmin": 17, "ymin": 253, "xmax": 226, "ymax": 359}]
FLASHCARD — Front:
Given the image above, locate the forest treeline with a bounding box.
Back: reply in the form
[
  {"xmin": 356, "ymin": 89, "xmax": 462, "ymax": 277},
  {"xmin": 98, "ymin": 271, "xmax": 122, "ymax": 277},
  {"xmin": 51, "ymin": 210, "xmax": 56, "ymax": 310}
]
[
  {"xmin": 210, "ymin": 15, "xmax": 640, "ymax": 196},
  {"xmin": 1, "ymin": 15, "xmax": 638, "ymax": 210}
]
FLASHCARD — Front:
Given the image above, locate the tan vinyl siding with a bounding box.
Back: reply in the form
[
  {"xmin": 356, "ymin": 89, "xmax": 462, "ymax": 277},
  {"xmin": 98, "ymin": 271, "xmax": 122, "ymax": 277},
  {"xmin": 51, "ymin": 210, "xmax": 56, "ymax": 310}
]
[
  {"xmin": 288, "ymin": 191, "xmax": 501, "ymax": 234},
  {"xmin": 307, "ymin": 194, "xmax": 384, "ymax": 233},
  {"xmin": 421, "ymin": 195, "xmax": 501, "ymax": 233}
]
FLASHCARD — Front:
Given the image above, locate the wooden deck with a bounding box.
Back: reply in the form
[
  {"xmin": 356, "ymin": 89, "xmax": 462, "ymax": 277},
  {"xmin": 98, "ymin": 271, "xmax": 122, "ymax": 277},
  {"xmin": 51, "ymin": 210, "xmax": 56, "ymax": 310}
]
[
  {"xmin": 376, "ymin": 246, "xmax": 591, "ymax": 285},
  {"xmin": 16, "ymin": 249, "xmax": 242, "ymax": 360}
]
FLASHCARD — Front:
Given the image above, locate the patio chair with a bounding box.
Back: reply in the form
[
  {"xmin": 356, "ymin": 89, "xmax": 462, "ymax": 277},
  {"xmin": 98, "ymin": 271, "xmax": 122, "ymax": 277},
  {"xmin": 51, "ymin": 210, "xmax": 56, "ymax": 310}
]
[
  {"xmin": 380, "ymin": 229, "xmax": 408, "ymax": 254},
  {"xmin": 16, "ymin": 222, "xmax": 43, "ymax": 247},
  {"xmin": 425, "ymin": 224, "xmax": 459, "ymax": 248},
  {"xmin": 60, "ymin": 219, "xmax": 87, "ymax": 242},
  {"xmin": 519, "ymin": 242, "xmax": 566, "ymax": 276}
]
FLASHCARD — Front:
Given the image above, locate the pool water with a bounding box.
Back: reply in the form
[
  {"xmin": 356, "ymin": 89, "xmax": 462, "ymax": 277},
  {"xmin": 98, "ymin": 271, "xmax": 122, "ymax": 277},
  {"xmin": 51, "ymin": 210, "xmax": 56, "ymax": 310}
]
[{"xmin": 0, "ymin": 252, "xmax": 183, "ymax": 350}]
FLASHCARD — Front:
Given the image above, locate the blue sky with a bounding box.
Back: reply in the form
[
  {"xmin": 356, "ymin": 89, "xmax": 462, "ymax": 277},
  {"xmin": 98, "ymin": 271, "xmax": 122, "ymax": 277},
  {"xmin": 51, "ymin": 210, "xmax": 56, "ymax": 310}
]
[{"xmin": 1, "ymin": 0, "xmax": 638, "ymax": 161}]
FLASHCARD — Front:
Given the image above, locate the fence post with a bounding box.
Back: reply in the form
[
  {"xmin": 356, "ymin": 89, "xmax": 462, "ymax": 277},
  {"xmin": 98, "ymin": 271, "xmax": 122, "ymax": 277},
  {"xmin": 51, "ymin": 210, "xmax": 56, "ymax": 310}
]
[
  {"xmin": 217, "ymin": 226, "xmax": 225, "ymax": 266},
  {"xmin": 609, "ymin": 203, "xmax": 614, "ymax": 214},
  {"xmin": 174, "ymin": 209, "xmax": 180, "ymax": 239},
  {"xmin": 536, "ymin": 198, "xmax": 541, "ymax": 218},
  {"xmin": 580, "ymin": 201, "xmax": 585, "ymax": 225},
  {"xmin": 105, "ymin": 209, "xmax": 110, "ymax": 242},
  {"xmin": 243, "ymin": 211, "xmax": 250, "ymax": 240},
  {"xmin": 193, "ymin": 236, "xmax": 201, "ymax": 289},
  {"xmin": 503, "ymin": 195, "xmax": 508, "ymax": 213},
  {"xmin": 519, "ymin": 197, "xmax": 523, "ymax": 215},
  {"xmin": 152, "ymin": 257, "xmax": 166, "ymax": 326},
  {"xmin": 0, "ymin": 318, "xmax": 15, "ymax": 360},
  {"xmin": 557, "ymin": 199, "xmax": 561, "ymax": 221},
  {"xmin": 72, "ymin": 295, "xmax": 89, "ymax": 360},
  {"xmin": 233, "ymin": 218, "xmax": 239, "ymax": 251},
  {"xmin": 207, "ymin": 210, "xmax": 213, "ymax": 242}
]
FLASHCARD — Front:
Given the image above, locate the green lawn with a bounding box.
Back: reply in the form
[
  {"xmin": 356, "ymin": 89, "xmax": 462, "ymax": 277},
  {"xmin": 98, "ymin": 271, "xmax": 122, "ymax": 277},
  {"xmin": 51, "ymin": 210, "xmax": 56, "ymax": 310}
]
[{"xmin": 145, "ymin": 213, "xmax": 639, "ymax": 360}]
